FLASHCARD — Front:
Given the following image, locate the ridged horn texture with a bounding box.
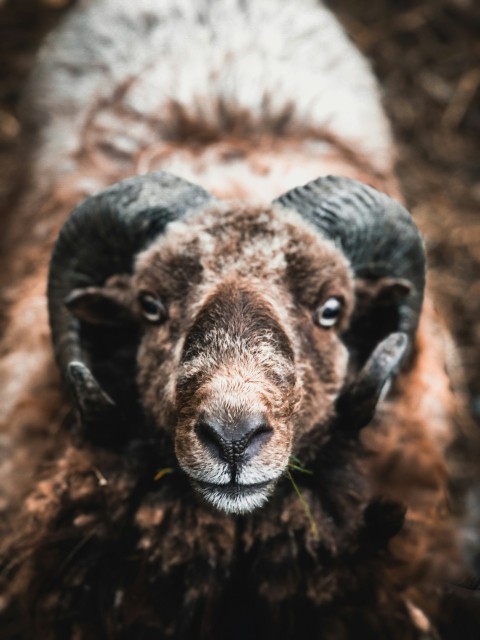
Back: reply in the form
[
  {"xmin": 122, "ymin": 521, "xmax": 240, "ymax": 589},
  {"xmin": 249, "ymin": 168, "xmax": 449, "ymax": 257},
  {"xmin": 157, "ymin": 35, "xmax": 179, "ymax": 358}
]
[
  {"xmin": 47, "ymin": 172, "xmax": 214, "ymax": 436},
  {"xmin": 274, "ymin": 175, "xmax": 426, "ymax": 363},
  {"xmin": 336, "ymin": 332, "xmax": 408, "ymax": 433}
]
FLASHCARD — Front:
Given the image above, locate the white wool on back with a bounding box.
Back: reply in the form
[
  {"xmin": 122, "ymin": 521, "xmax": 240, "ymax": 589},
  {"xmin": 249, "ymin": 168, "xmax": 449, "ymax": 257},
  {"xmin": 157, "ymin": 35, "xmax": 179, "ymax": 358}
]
[{"xmin": 27, "ymin": 0, "xmax": 393, "ymax": 186}]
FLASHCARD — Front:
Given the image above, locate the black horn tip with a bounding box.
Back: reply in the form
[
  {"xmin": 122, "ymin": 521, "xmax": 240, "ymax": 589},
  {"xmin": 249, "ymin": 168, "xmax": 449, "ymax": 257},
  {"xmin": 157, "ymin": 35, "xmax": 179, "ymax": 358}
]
[
  {"xmin": 67, "ymin": 362, "xmax": 122, "ymax": 445},
  {"xmin": 337, "ymin": 332, "xmax": 409, "ymax": 433},
  {"xmin": 68, "ymin": 362, "xmax": 115, "ymax": 407}
]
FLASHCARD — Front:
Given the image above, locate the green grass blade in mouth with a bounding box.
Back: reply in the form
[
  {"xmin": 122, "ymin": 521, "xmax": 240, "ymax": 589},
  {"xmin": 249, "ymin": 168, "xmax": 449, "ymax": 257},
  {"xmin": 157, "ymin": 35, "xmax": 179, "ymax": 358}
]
[{"xmin": 286, "ymin": 468, "xmax": 319, "ymax": 542}]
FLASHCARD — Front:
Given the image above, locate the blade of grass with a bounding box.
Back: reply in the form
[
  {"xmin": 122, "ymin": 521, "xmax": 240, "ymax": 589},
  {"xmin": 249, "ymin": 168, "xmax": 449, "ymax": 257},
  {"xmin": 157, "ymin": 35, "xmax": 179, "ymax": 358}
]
[
  {"xmin": 289, "ymin": 455, "xmax": 313, "ymax": 474},
  {"xmin": 286, "ymin": 469, "xmax": 319, "ymax": 541},
  {"xmin": 288, "ymin": 463, "xmax": 313, "ymax": 475},
  {"xmin": 154, "ymin": 467, "xmax": 174, "ymax": 481}
]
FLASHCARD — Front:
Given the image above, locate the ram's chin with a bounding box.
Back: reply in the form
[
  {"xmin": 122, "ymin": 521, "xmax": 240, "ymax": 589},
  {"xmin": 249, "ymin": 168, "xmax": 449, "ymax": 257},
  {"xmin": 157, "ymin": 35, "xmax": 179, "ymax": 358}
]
[{"xmin": 194, "ymin": 479, "xmax": 275, "ymax": 514}]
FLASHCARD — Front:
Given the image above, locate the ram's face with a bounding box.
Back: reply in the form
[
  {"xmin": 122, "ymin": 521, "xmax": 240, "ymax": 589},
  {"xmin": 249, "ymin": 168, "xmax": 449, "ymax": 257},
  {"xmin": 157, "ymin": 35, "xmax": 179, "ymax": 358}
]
[
  {"xmin": 134, "ymin": 203, "xmax": 353, "ymax": 513},
  {"xmin": 55, "ymin": 175, "xmax": 423, "ymax": 514}
]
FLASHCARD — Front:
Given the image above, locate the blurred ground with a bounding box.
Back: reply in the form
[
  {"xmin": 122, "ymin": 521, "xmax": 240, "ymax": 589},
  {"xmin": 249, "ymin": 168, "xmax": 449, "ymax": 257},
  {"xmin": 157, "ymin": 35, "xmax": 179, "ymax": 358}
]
[{"xmin": 0, "ymin": 0, "xmax": 479, "ymax": 415}]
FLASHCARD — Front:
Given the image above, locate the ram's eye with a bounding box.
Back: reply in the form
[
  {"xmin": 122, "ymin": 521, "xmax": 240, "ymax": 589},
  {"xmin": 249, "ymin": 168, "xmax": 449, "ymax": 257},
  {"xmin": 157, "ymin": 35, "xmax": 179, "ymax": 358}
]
[
  {"xmin": 314, "ymin": 297, "xmax": 343, "ymax": 328},
  {"xmin": 138, "ymin": 292, "xmax": 167, "ymax": 323}
]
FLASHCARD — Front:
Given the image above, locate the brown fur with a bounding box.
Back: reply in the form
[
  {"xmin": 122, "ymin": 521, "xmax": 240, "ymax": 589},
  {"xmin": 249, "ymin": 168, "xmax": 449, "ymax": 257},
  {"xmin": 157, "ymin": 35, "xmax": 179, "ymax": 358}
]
[{"xmin": 0, "ymin": 1, "xmax": 476, "ymax": 638}]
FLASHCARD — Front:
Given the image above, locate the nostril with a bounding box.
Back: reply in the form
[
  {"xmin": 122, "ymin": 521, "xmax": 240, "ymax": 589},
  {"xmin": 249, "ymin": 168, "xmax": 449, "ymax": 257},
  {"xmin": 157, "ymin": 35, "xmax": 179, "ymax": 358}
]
[
  {"xmin": 242, "ymin": 421, "xmax": 272, "ymax": 460},
  {"xmin": 195, "ymin": 415, "xmax": 272, "ymax": 464},
  {"xmin": 195, "ymin": 420, "xmax": 227, "ymax": 461}
]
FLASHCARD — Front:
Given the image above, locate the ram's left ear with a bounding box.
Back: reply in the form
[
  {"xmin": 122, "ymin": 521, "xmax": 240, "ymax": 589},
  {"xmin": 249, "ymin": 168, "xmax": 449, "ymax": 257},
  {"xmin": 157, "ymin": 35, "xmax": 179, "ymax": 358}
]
[
  {"xmin": 355, "ymin": 277, "xmax": 412, "ymax": 307},
  {"xmin": 344, "ymin": 277, "xmax": 413, "ymax": 367},
  {"xmin": 65, "ymin": 275, "xmax": 136, "ymax": 326}
]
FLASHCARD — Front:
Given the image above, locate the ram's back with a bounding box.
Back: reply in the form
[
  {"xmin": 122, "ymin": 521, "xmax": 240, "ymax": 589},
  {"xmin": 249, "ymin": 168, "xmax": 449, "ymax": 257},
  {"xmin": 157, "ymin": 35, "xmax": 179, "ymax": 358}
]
[{"xmin": 24, "ymin": 0, "xmax": 395, "ymax": 195}]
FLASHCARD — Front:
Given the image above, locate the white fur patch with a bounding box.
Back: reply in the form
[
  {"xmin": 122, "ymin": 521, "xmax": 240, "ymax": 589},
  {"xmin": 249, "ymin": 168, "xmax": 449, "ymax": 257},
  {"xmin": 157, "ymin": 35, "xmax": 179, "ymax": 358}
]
[
  {"xmin": 195, "ymin": 479, "xmax": 276, "ymax": 514},
  {"xmin": 28, "ymin": 0, "xmax": 392, "ymax": 188}
]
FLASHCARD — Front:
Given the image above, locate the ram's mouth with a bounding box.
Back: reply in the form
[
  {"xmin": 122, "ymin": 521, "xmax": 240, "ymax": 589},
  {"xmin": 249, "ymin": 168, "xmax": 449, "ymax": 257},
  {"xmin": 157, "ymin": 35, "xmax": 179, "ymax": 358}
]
[{"xmin": 194, "ymin": 479, "xmax": 275, "ymax": 514}]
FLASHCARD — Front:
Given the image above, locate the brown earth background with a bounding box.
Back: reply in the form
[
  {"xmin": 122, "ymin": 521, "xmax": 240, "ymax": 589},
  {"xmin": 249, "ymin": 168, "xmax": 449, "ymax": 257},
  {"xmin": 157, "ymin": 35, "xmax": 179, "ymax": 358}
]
[{"xmin": 0, "ymin": 0, "xmax": 479, "ymax": 421}]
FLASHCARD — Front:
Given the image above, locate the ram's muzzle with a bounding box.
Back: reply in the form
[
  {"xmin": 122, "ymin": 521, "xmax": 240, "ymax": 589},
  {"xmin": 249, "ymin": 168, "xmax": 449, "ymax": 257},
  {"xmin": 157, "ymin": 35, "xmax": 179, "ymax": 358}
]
[{"xmin": 174, "ymin": 283, "xmax": 299, "ymax": 513}]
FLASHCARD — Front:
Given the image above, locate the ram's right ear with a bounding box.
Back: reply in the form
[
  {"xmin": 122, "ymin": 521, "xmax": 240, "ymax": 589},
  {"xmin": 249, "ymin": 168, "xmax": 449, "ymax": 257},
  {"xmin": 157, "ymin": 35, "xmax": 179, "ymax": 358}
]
[{"xmin": 65, "ymin": 275, "xmax": 137, "ymax": 326}]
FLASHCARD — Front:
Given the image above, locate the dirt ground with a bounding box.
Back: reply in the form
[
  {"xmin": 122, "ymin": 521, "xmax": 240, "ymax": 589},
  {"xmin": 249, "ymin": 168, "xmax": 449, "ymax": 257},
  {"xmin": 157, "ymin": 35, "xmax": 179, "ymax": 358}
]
[{"xmin": 0, "ymin": 0, "xmax": 479, "ymax": 417}]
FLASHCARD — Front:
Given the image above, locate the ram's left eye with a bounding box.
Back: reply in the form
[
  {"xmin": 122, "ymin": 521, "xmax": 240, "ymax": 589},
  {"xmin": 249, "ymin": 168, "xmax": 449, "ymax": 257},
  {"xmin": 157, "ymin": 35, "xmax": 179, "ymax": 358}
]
[
  {"xmin": 138, "ymin": 292, "xmax": 167, "ymax": 323},
  {"xmin": 314, "ymin": 297, "xmax": 343, "ymax": 328}
]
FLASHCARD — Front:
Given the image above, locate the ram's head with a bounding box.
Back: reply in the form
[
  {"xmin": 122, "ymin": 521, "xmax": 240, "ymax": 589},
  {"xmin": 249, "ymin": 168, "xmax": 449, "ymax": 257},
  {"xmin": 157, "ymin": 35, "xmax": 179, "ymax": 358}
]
[{"xmin": 48, "ymin": 173, "xmax": 424, "ymax": 513}]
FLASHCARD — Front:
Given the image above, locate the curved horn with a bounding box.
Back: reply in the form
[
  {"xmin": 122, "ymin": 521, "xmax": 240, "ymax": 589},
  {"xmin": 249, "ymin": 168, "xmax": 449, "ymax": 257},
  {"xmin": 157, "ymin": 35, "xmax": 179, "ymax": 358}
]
[
  {"xmin": 274, "ymin": 176, "xmax": 425, "ymax": 365},
  {"xmin": 48, "ymin": 172, "xmax": 214, "ymax": 441},
  {"xmin": 336, "ymin": 332, "xmax": 409, "ymax": 433}
]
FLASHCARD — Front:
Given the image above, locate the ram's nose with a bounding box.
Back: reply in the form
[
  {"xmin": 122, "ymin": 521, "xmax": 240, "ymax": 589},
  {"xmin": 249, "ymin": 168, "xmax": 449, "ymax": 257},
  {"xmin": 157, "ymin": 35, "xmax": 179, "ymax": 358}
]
[{"xmin": 196, "ymin": 413, "xmax": 272, "ymax": 465}]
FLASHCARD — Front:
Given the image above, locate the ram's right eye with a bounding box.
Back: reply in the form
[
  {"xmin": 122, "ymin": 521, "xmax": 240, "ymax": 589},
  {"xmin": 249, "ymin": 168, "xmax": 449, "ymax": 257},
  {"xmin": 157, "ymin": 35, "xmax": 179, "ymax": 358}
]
[
  {"xmin": 138, "ymin": 292, "xmax": 167, "ymax": 323},
  {"xmin": 314, "ymin": 297, "xmax": 343, "ymax": 329}
]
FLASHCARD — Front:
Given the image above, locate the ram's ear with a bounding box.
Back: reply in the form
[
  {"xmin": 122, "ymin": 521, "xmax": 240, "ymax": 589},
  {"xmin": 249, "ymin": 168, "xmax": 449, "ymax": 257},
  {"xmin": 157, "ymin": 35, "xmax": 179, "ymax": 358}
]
[
  {"xmin": 65, "ymin": 275, "xmax": 136, "ymax": 326},
  {"xmin": 355, "ymin": 277, "xmax": 412, "ymax": 307},
  {"xmin": 343, "ymin": 277, "xmax": 414, "ymax": 368}
]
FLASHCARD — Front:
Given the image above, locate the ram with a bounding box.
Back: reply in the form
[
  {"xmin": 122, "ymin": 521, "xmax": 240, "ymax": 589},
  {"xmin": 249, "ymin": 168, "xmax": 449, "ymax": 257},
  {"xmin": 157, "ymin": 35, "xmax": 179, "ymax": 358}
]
[{"xmin": 0, "ymin": 0, "xmax": 473, "ymax": 638}]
